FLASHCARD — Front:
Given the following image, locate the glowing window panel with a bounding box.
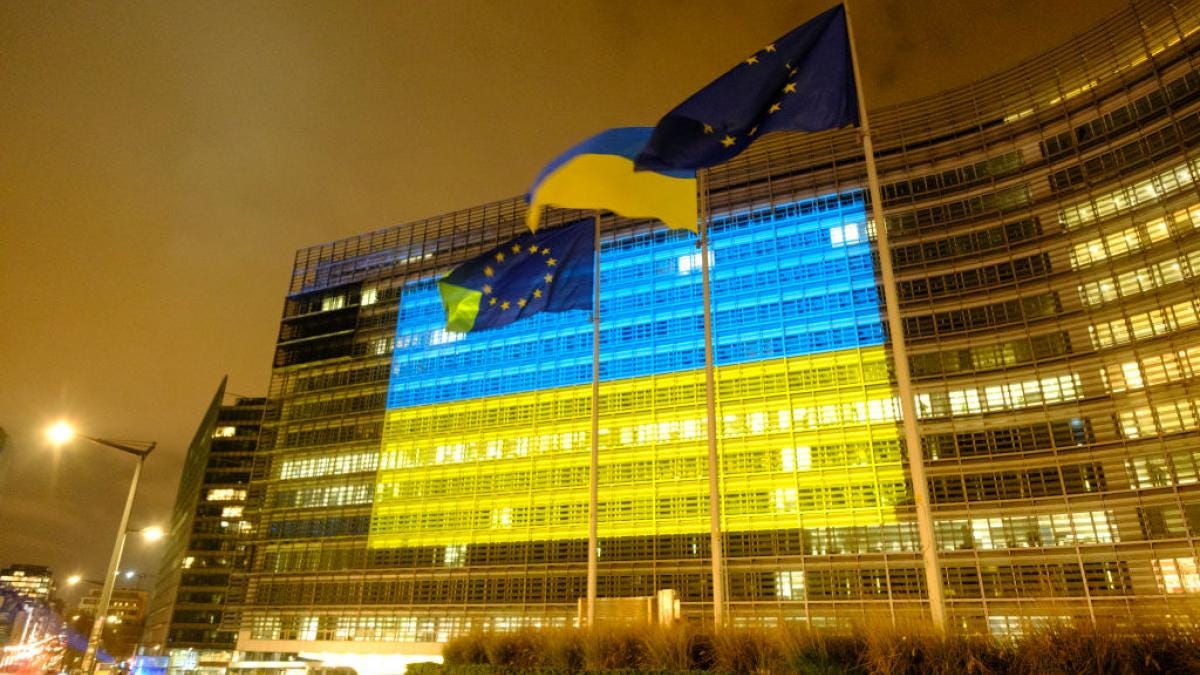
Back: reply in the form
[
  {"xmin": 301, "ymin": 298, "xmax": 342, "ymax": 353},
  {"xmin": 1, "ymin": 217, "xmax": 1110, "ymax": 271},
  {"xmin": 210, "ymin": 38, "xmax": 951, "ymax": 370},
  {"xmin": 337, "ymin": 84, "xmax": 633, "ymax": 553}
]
[
  {"xmin": 206, "ymin": 488, "xmax": 246, "ymax": 502},
  {"xmin": 1058, "ymin": 158, "xmax": 1200, "ymax": 230},
  {"xmin": 1154, "ymin": 557, "xmax": 1200, "ymax": 594},
  {"xmin": 1089, "ymin": 296, "xmax": 1200, "ymax": 348}
]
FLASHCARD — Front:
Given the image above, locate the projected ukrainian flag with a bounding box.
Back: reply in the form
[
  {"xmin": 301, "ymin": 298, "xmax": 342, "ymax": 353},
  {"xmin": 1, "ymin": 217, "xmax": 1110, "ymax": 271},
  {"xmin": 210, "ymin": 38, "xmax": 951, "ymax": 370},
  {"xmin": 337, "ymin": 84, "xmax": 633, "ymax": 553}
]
[{"xmin": 369, "ymin": 193, "xmax": 904, "ymax": 549}]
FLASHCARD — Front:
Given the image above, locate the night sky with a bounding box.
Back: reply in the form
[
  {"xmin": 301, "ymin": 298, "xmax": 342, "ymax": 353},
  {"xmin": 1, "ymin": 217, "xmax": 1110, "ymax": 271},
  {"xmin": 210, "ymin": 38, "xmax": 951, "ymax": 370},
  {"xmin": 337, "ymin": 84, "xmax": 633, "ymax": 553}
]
[{"xmin": 0, "ymin": 0, "xmax": 1126, "ymax": 607}]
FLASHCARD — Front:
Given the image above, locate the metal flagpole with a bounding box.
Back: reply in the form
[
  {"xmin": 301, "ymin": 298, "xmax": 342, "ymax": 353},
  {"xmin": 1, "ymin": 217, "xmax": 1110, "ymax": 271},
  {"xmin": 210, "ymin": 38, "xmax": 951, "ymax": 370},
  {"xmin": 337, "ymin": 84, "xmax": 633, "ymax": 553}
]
[
  {"xmin": 697, "ymin": 170, "xmax": 726, "ymax": 627},
  {"xmin": 587, "ymin": 212, "xmax": 601, "ymax": 629},
  {"xmin": 843, "ymin": 2, "xmax": 947, "ymax": 632}
]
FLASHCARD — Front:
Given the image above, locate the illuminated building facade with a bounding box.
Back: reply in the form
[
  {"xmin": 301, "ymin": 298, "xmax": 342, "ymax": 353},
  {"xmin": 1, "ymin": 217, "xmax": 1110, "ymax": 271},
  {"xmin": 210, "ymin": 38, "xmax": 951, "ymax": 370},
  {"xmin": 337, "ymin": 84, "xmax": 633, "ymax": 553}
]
[
  {"xmin": 79, "ymin": 588, "xmax": 148, "ymax": 660},
  {"xmin": 0, "ymin": 565, "xmax": 55, "ymax": 605},
  {"xmin": 237, "ymin": 0, "xmax": 1200, "ymax": 661},
  {"xmin": 144, "ymin": 382, "xmax": 264, "ymax": 673}
]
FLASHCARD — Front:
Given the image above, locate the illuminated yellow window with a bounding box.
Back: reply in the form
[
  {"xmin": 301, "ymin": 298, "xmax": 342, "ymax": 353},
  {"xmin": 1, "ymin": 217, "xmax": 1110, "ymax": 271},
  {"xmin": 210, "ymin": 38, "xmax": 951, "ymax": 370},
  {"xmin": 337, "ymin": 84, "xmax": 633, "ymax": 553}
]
[{"xmin": 1154, "ymin": 558, "xmax": 1200, "ymax": 594}]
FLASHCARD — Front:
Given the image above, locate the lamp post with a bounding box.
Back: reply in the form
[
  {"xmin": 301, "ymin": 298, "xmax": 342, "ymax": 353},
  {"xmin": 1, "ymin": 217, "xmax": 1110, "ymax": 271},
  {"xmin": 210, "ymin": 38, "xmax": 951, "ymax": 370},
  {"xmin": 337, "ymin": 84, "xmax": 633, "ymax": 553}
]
[{"xmin": 47, "ymin": 421, "xmax": 156, "ymax": 675}]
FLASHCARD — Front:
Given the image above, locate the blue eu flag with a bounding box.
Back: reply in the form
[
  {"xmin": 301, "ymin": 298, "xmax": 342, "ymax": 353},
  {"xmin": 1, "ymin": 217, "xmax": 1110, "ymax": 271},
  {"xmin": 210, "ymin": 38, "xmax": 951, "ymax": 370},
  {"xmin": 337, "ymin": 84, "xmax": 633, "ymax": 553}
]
[
  {"xmin": 636, "ymin": 4, "xmax": 858, "ymax": 172},
  {"xmin": 439, "ymin": 217, "xmax": 595, "ymax": 332}
]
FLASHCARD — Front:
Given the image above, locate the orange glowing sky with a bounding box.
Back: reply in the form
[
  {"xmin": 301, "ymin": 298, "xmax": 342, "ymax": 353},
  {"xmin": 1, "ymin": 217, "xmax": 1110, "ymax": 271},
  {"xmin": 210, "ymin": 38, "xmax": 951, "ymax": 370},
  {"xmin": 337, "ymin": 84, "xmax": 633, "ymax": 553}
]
[{"xmin": 0, "ymin": 0, "xmax": 1126, "ymax": 601}]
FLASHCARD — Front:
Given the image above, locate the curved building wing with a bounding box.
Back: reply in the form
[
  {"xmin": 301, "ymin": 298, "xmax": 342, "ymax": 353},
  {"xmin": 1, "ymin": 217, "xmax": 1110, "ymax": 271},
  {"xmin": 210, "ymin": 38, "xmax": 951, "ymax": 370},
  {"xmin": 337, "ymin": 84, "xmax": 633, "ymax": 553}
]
[{"xmin": 239, "ymin": 0, "xmax": 1200, "ymax": 660}]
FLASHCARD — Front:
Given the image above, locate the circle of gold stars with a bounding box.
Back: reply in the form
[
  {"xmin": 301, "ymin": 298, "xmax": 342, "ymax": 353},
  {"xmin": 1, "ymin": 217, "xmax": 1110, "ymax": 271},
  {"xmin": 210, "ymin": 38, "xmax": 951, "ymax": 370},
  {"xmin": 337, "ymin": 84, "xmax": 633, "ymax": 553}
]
[
  {"xmin": 701, "ymin": 42, "xmax": 802, "ymax": 152},
  {"xmin": 481, "ymin": 241, "xmax": 558, "ymax": 312}
]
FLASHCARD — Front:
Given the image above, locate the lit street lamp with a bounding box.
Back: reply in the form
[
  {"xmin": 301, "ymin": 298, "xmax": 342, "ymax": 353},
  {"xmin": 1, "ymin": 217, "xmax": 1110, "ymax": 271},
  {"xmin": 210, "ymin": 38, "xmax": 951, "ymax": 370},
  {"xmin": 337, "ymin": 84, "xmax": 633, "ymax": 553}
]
[{"xmin": 47, "ymin": 421, "xmax": 156, "ymax": 675}]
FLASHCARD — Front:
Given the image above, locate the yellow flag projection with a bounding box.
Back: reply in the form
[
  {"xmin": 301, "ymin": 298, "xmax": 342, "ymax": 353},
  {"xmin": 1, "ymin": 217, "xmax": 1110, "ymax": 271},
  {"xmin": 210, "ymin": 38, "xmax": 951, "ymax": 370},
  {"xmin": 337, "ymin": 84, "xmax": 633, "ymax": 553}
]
[{"xmin": 371, "ymin": 348, "xmax": 904, "ymax": 548}]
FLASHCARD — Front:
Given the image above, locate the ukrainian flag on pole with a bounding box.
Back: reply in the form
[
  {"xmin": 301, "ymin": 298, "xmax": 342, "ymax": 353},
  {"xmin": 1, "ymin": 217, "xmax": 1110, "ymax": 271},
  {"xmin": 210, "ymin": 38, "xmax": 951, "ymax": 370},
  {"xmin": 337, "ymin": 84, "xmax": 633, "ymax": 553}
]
[{"xmin": 526, "ymin": 127, "xmax": 697, "ymax": 232}]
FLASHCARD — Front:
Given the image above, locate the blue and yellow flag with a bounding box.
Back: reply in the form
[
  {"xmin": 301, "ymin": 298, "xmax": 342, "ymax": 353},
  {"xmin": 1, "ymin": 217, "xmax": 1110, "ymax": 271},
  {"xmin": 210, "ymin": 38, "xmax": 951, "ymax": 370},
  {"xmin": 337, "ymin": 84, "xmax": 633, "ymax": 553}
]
[
  {"xmin": 439, "ymin": 217, "xmax": 595, "ymax": 333},
  {"xmin": 527, "ymin": 127, "xmax": 697, "ymax": 233},
  {"xmin": 636, "ymin": 4, "xmax": 858, "ymax": 172}
]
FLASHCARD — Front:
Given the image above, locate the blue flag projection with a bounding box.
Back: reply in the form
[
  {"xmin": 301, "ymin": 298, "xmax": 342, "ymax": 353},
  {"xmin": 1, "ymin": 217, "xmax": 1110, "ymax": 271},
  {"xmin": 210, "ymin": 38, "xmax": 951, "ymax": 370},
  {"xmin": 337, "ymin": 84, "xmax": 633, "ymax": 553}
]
[
  {"xmin": 526, "ymin": 127, "xmax": 697, "ymax": 233},
  {"xmin": 635, "ymin": 4, "xmax": 858, "ymax": 172},
  {"xmin": 438, "ymin": 217, "xmax": 595, "ymax": 333},
  {"xmin": 372, "ymin": 193, "xmax": 908, "ymax": 549}
]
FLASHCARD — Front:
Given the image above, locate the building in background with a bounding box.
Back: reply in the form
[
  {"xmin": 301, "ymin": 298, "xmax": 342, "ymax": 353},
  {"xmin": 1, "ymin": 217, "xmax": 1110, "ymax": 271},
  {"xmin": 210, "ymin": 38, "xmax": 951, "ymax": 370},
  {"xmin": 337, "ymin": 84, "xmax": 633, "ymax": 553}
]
[
  {"xmin": 0, "ymin": 565, "xmax": 55, "ymax": 605},
  {"xmin": 234, "ymin": 0, "xmax": 1200, "ymax": 668},
  {"xmin": 78, "ymin": 587, "xmax": 148, "ymax": 660},
  {"xmin": 143, "ymin": 380, "xmax": 264, "ymax": 675}
]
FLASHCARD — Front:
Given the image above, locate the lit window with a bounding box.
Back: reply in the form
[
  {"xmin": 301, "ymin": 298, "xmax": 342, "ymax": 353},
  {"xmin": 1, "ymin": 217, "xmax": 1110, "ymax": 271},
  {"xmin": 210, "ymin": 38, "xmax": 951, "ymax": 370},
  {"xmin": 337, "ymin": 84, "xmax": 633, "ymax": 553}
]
[
  {"xmin": 444, "ymin": 544, "xmax": 466, "ymax": 567},
  {"xmin": 491, "ymin": 507, "xmax": 512, "ymax": 528},
  {"xmin": 829, "ymin": 222, "xmax": 861, "ymax": 247},
  {"xmin": 181, "ymin": 557, "xmax": 194, "ymax": 569},
  {"xmin": 781, "ymin": 446, "xmax": 811, "ymax": 472},
  {"xmin": 1059, "ymin": 158, "xmax": 1200, "ymax": 229},
  {"xmin": 360, "ymin": 287, "xmax": 379, "ymax": 306},
  {"xmin": 677, "ymin": 250, "xmax": 714, "ymax": 275},
  {"xmin": 1121, "ymin": 362, "xmax": 1144, "ymax": 390},
  {"xmin": 776, "ymin": 570, "xmax": 805, "ymax": 600},
  {"xmin": 221, "ymin": 506, "xmax": 244, "ymax": 518},
  {"xmin": 1154, "ymin": 557, "xmax": 1200, "ymax": 594},
  {"xmin": 298, "ymin": 617, "xmax": 319, "ymax": 641},
  {"xmin": 321, "ymin": 295, "xmax": 345, "ymax": 311},
  {"xmin": 372, "ymin": 336, "xmax": 394, "ymax": 355},
  {"xmin": 428, "ymin": 330, "xmax": 463, "ymax": 346},
  {"xmin": 213, "ymin": 426, "xmax": 236, "ymax": 438},
  {"xmin": 206, "ymin": 488, "xmax": 246, "ymax": 502}
]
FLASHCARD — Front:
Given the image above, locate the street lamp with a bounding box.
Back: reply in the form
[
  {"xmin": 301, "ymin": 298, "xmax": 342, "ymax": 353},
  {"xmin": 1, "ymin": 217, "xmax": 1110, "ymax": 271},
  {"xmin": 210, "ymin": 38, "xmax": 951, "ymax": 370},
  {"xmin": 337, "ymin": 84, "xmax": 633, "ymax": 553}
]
[{"xmin": 47, "ymin": 420, "xmax": 156, "ymax": 675}]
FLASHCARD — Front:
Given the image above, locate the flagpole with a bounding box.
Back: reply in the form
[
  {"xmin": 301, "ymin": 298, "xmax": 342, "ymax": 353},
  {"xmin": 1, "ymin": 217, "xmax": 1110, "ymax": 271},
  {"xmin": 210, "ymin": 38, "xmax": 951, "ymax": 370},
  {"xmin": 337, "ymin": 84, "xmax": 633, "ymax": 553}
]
[
  {"xmin": 587, "ymin": 212, "xmax": 601, "ymax": 629},
  {"xmin": 843, "ymin": 2, "xmax": 947, "ymax": 632},
  {"xmin": 698, "ymin": 170, "xmax": 726, "ymax": 628}
]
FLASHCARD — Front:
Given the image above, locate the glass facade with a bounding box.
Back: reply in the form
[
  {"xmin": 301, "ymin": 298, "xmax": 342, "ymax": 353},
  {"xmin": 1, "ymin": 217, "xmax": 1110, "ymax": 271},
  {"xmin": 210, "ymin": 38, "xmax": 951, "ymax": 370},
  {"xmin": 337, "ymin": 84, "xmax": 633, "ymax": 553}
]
[
  {"xmin": 145, "ymin": 383, "xmax": 264, "ymax": 673},
  {"xmin": 239, "ymin": 0, "xmax": 1200, "ymax": 654}
]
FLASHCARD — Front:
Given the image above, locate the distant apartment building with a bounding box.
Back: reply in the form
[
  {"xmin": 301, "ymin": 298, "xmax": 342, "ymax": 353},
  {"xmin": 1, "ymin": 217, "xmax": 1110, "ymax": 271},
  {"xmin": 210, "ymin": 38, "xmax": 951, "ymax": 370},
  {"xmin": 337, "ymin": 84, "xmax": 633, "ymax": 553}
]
[
  {"xmin": 78, "ymin": 587, "xmax": 148, "ymax": 659},
  {"xmin": 143, "ymin": 379, "xmax": 264, "ymax": 675}
]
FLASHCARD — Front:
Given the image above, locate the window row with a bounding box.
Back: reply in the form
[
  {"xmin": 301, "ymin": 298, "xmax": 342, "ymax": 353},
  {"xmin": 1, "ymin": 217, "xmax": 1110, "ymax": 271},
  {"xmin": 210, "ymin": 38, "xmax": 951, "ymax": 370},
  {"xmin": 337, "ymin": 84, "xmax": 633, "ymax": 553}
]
[
  {"xmin": 892, "ymin": 217, "xmax": 1041, "ymax": 271},
  {"xmin": 289, "ymin": 363, "xmax": 391, "ymax": 396},
  {"xmin": 1088, "ymin": 294, "xmax": 1200, "ymax": 349},
  {"xmin": 1040, "ymin": 67, "xmax": 1200, "ymax": 160},
  {"xmin": 1058, "ymin": 157, "xmax": 1200, "ymax": 230},
  {"xmin": 909, "ymin": 331, "xmax": 1072, "ymax": 378},
  {"xmin": 886, "ymin": 185, "xmax": 1031, "ymax": 236},
  {"xmin": 1077, "ymin": 247, "xmax": 1200, "ymax": 307},
  {"xmin": 914, "ymin": 373, "xmax": 1083, "ymax": 420},
  {"xmin": 881, "ymin": 152, "xmax": 1023, "ymax": 206},
  {"xmin": 1117, "ymin": 394, "xmax": 1200, "ymax": 438},
  {"xmin": 281, "ymin": 420, "xmax": 382, "ymax": 449},
  {"xmin": 277, "ymin": 450, "xmax": 379, "ymax": 481},
  {"xmin": 903, "ymin": 292, "xmax": 1060, "ymax": 340},
  {"xmin": 286, "ymin": 391, "xmax": 387, "ymax": 422},
  {"xmin": 923, "ymin": 419, "xmax": 1091, "ymax": 460},
  {"xmin": 1048, "ymin": 108, "xmax": 1200, "ymax": 194},
  {"xmin": 927, "ymin": 463, "xmax": 1104, "ymax": 504},
  {"xmin": 1099, "ymin": 342, "xmax": 1200, "ymax": 393},
  {"xmin": 1068, "ymin": 203, "xmax": 1195, "ymax": 270},
  {"xmin": 898, "ymin": 254, "xmax": 1051, "ymax": 304},
  {"xmin": 1126, "ymin": 447, "xmax": 1200, "ymax": 488},
  {"xmin": 270, "ymin": 482, "xmax": 374, "ymax": 510}
]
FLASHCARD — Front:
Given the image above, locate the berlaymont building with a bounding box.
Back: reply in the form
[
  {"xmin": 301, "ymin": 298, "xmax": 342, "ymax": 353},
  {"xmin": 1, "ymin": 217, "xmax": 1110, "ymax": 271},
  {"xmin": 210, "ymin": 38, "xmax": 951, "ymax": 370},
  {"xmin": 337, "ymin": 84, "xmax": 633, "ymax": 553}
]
[{"xmin": 229, "ymin": 1, "xmax": 1200, "ymax": 670}]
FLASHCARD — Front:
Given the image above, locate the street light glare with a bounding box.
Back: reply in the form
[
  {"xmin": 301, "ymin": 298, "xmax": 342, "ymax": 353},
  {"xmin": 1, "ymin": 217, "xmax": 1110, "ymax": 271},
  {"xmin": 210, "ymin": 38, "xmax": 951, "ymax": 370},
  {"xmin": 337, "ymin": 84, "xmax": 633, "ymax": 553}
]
[
  {"xmin": 46, "ymin": 420, "xmax": 76, "ymax": 446},
  {"xmin": 123, "ymin": 570, "xmax": 135, "ymax": 579},
  {"xmin": 141, "ymin": 526, "xmax": 164, "ymax": 541},
  {"xmin": 67, "ymin": 574, "xmax": 82, "ymax": 586}
]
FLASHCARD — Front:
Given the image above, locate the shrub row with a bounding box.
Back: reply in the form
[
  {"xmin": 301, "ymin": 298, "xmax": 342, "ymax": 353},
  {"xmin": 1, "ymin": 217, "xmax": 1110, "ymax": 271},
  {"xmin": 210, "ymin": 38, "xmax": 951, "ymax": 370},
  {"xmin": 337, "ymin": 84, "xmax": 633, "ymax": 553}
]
[{"xmin": 431, "ymin": 620, "xmax": 1200, "ymax": 674}]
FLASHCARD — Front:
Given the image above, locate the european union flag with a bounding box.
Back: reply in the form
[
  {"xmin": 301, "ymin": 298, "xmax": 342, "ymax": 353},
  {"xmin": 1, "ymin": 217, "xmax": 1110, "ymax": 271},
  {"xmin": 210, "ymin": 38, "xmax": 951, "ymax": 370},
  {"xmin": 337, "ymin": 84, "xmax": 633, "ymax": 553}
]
[
  {"xmin": 635, "ymin": 4, "xmax": 858, "ymax": 172},
  {"xmin": 439, "ymin": 217, "xmax": 595, "ymax": 333}
]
